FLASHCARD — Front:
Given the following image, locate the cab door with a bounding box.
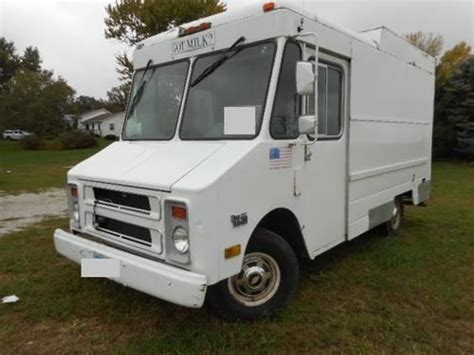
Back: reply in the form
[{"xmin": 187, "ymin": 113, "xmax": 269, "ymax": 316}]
[
  {"xmin": 299, "ymin": 52, "xmax": 349, "ymax": 257},
  {"xmin": 269, "ymin": 40, "xmax": 348, "ymax": 258}
]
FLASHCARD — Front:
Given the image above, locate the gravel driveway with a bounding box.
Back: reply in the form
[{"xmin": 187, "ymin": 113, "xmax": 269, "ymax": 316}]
[{"xmin": 0, "ymin": 188, "xmax": 67, "ymax": 237}]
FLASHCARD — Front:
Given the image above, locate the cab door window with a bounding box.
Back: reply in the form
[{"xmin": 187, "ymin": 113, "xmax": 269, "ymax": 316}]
[
  {"xmin": 270, "ymin": 42, "xmax": 301, "ymax": 139},
  {"xmin": 307, "ymin": 64, "xmax": 343, "ymax": 137}
]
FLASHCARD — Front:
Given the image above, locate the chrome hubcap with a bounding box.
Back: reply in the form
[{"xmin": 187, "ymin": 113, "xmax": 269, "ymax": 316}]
[{"xmin": 228, "ymin": 252, "xmax": 281, "ymax": 307}]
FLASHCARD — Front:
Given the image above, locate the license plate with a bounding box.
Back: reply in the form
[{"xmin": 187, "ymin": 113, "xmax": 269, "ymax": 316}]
[{"xmin": 81, "ymin": 258, "xmax": 120, "ymax": 278}]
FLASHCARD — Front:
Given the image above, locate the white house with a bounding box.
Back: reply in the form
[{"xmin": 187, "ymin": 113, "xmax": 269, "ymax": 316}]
[
  {"xmin": 98, "ymin": 112, "xmax": 125, "ymax": 137},
  {"xmin": 64, "ymin": 109, "xmax": 125, "ymax": 137},
  {"xmin": 78, "ymin": 109, "xmax": 112, "ymax": 135}
]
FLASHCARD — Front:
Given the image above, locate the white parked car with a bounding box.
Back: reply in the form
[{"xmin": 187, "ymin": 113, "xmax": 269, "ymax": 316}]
[
  {"xmin": 2, "ymin": 130, "xmax": 13, "ymax": 139},
  {"xmin": 3, "ymin": 129, "xmax": 31, "ymax": 140},
  {"xmin": 53, "ymin": 2, "xmax": 434, "ymax": 320}
]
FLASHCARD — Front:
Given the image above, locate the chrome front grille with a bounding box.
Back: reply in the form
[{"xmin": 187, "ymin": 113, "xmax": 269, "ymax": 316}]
[
  {"xmin": 95, "ymin": 199, "xmax": 151, "ymax": 216},
  {"xmin": 81, "ymin": 182, "xmax": 163, "ymax": 257},
  {"xmin": 94, "ymin": 215, "xmax": 152, "ymax": 247},
  {"xmin": 93, "ymin": 187, "xmax": 151, "ymax": 213}
]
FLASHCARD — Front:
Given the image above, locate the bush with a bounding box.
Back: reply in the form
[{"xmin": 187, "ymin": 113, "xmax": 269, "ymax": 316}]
[
  {"xmin": 59, "ymin": 130, "xmax": 98, "ymax": 149},
  {"xmin": 104, "ymin": 134, "xmax": 118, "ymax": 141},
  {"xmin": 21, "ymin": 134, "xmax": 43, "ymax": 150}
]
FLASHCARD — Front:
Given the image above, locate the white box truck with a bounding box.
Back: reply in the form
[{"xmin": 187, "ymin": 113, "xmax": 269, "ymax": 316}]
[{"xmin": 54, "ymin": 1, "xmax": 434, "ymax": 320}]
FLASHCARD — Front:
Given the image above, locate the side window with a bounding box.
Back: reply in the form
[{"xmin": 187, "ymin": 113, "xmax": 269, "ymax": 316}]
[
  {"xmin": 317, "ymin": 66, "xmax": 327, "ymax": 134},
  {"xmin": 109, "ymin": 123, "xmax": 115, "ymax": 131},
  {"xmin": 326, "ymin": 68, "xmax": 342, "ymax": 135},
  {"xmin": 270, "ymin": 42, "xmax": 301, "ymax": 139},
  {"xmin": 310, "ymin": 65, "xmax": 342, "ymax": 137},
  {"xmin": 308, "ymin": 64, "xmax": 343, "ymax": 137}
]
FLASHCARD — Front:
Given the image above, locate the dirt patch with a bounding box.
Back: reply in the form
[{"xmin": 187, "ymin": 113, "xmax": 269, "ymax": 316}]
[{"xmin": 0, "ymin": 188, "xmax": 67, "ymax": 236}]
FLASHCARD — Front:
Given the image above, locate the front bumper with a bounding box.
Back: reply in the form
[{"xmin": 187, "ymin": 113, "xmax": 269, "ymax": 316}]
[{"xmin": 53, "ymin": 229, "xmax": 207, "ymax": 308}]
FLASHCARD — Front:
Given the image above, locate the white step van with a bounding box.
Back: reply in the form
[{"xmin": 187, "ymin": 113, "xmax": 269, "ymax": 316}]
[{"xmin": 54, "ymin": 1, "xmax": 434, "ymax": 320}]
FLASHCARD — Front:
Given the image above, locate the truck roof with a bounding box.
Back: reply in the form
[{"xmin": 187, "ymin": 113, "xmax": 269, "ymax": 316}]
[
  {"xmin": 136, "ymin": 1, "xmax": 434, "ymax": 73},
  {"xmin": 139, "ymin": 1, "xmax": 376, "ymax": 48}
]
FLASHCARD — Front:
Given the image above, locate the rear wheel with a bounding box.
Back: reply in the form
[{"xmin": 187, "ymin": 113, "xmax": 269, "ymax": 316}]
[
  {"xmin": 207, "ymin": 228, "xmax": 299, "ymax": 320},
  {"xmin": 383, "ymin": 197, "xmax": 404, "ymax": 236}
]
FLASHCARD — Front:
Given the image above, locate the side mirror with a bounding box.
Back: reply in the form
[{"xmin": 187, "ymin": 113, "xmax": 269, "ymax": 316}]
[
  {"xmin": 296, "ymin": 61, "xmax": 315, "ymax": 95},
  {"xmin": 298, "ymin": 115, "xmax": 317, "ymax": 136}
]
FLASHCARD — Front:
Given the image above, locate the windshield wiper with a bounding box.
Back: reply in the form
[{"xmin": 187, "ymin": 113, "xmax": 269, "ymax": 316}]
[
  {"xmin": 190, "ymin": 36, "xmax": 246, "ymax": 87},
  {"xmin": 126, "ymin": 59, "xmax": 154, "ymax": 119}
]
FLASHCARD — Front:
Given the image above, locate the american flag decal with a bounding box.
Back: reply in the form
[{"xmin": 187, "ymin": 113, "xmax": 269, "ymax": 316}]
[{"xmin": 269, "ymin": 146, "xmax": 292, "ymax": 169}]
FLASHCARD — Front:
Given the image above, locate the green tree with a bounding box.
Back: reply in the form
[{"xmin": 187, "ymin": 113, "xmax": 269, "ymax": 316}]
[
  {"xmin": 405, "ymin": 31, "xmax": 444, "ymax": 59},
  {"xmin": 445, "ymin": 58, "xmax": 474, "ymax": 159},
  {"xmin": 104, "ymin": 0, "xmax": 226, "ymax": 109},
  {"xmin": 0, "ymin": 37, "xmax": 20, "ymax": 91},
  {"xmin": 21, "ymin": 46, "xmax": 42, "ymax": 72},
  {"xmin": 0, "ymin": 70, "xmax": 75, "ymax": 135},
  {"xmin": 432, "ymin": 43, "xmax": 473, "ymax": 158},
  {"xmin": 105, "ymin": 82, "xmax": 131, "ymax": 112},
  {"xmin": 0, "ymin": 38, "xmax": 76, "ymax": 136},
  {"xmin": 437, "ymin": 41, "xmax": 471, "ymax": 87},
  {"xmin": 105, "ymin": 0, "xmax": 226, "ymax": 46},
  {"xmin": 71, "ymin": 95, "xmax": 104, "ymax": 114}
]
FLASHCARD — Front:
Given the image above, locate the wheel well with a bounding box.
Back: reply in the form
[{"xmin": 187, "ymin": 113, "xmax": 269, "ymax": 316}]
[
  {"xmin": 399, "ymin": 190, "xmax": 414, "ymax": 205},
  {"xmin": 255, "ymin": 208, "xmax": 309, "ymax": 259}
]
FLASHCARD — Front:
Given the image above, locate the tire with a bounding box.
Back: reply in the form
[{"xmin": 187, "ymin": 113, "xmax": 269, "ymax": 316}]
[
  {"xmin": 207, "ymin": 227, "xmax": 299, "ymax": 321},
  {"xmin": 383, "ymin": 197, "xmax": 405, "ymax": 236}
]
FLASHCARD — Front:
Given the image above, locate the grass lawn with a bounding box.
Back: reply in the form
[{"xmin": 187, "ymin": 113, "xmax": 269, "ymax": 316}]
[
  {"xmin": 0, "ymin": 140, "xmax": 110, "ymax": 194},
  {"xmin": 0, "ymin": 162, "xmax": 473, "ymax": 353}
]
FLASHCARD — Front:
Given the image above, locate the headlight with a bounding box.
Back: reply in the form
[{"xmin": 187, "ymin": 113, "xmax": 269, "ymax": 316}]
[
  {"xmin": 68, "ymin": 184, "xmax": 80, "ymax": 229},
  {"xmin": 72, "ymin": 202, "xmax": 80, "ymax": 223},
  {"xmin": 165, "ymin": 201, "xmax": 190, "ymax": 264},
  {"xmin": 172, "ymin": 226, "xmax": 189, "ymax": 254}
]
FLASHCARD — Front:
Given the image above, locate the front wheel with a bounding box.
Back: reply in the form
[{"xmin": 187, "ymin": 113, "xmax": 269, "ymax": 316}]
[{"xmin": 207, "ymin": 228, "xmax": 299, "ymax": 320}]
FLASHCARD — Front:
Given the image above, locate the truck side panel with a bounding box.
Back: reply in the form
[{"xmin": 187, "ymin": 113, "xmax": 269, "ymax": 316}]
[{"xmin": 347, "ymin": 39, "xmax": 435, "ymax": 239}]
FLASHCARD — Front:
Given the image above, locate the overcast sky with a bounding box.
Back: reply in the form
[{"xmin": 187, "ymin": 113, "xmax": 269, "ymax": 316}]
[{"xmin": 0, "ymin": 0, "xmax": 472, "ymax": 99}]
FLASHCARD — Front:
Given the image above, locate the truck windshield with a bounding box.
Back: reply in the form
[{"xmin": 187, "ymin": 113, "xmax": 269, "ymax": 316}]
[
  {"xmin": 180, "ymin": 42, "xmax": 275, "ymax": 139},
  {"xmin": 123, "ymin": 61, "xmax": 189, "ymax": 140}
]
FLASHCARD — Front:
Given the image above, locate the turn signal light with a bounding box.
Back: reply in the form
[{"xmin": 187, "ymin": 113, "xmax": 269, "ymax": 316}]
[
  {"xmin": 171, "ymin": 205, "xmax": 187, "ymax": 220},
  {"xmin": 70, "ymin": 185, "xmax": 78, "ymax": 198},
  {"xmin": 263, "ymin": 2, "xmax": 276, "ymax": 12},
  {"xmin": 225, "ymin": 244, "xmax": 241, "ymax": 259},
  {"xmin": 178, "ymin": 22, "xmax": 212, "ymax": 37}
]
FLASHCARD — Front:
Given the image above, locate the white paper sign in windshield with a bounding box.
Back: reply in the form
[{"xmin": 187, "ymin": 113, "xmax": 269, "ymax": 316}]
[
  {"xmin": 224, "ymin": 106, "xmax": 256, "ymax": 135},
  {"xmin": 172, "ymin": 32, "xmax": 215, "ymax": 55}
]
